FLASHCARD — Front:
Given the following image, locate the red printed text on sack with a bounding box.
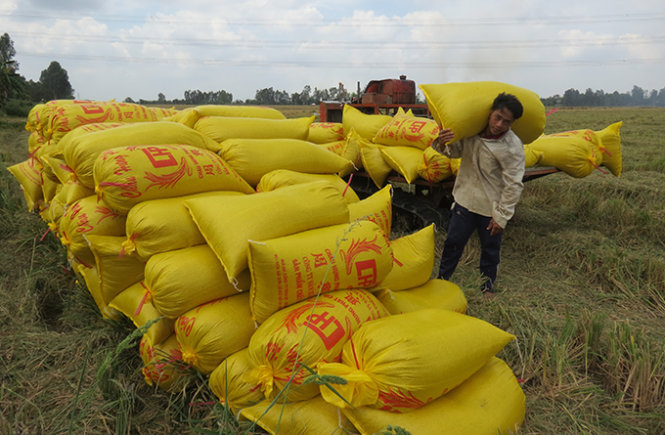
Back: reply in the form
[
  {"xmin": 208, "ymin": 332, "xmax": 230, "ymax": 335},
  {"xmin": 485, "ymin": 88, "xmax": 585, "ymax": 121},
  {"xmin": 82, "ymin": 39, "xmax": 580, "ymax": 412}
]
[
  {"xmin": 304, "ymin": 311, "xmax": 345, "ymax": 351},
  {"xmin": 142, "ymin": 147, "xmax": 178, "ymax": 168}
]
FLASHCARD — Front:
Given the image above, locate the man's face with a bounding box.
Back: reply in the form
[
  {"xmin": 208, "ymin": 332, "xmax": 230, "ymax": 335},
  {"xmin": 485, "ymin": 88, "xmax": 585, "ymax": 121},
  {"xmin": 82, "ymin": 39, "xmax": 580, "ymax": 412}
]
[{"xmin": 487, "ymin": 107, "xmax": 515, "ymax": 136}]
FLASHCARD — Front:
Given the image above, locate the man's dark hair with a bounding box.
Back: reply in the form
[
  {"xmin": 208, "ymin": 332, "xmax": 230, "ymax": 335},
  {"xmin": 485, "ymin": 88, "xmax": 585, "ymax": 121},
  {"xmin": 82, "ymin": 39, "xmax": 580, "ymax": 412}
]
[{"xmin": 492, "ymin": 92, "xmax": 523, "ymax": 120}]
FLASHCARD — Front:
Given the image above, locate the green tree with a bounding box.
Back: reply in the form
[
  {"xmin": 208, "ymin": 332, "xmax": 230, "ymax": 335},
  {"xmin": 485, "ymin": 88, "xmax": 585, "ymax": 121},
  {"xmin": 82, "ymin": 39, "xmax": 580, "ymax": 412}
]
[
  {"xmin": 0, "ymin": 33, "xmax": 26, "ymax": 106},
  {"xmin": 39, "ymin": 61, "xmax": 74, "ymax": 100}
]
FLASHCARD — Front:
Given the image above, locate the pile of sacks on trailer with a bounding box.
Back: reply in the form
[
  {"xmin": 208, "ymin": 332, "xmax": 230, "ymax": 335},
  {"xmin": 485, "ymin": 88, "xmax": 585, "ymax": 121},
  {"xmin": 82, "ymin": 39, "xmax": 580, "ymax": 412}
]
[
  {"xmin": 327, "ymin": 81, "xmax": 622, "ymax": 187},
  {"xmin": 7, "ymin": 83, "xmax": 597, "ymax": 434}
]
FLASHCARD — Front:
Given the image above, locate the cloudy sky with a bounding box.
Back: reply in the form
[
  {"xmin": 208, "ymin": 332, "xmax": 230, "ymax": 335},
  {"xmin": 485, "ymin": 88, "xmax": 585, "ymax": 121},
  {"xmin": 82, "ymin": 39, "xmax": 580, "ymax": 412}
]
[{"xmin": 2, "ymin": 0, "xmax": 663, "ymax": 102}]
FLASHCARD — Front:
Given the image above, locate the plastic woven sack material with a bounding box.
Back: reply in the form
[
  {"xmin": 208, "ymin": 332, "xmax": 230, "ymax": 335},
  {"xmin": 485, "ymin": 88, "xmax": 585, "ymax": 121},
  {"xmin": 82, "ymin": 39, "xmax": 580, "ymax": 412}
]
[
  {"xmin": 123, "ymin": 190, "xmax": 245, "ymax": 260},
  {"xmin": 357, "ymin": 138, "xmax": 393, "ymax": 189},
  {"xmin": 184, "ymin": 181, "xmax": 349, "ymax": 282},
  {"xmin": 308, "ymin": 122, "xmax": 345, "ymax": 144},
  {"xmin": 342, "ymin": 105, "xmax": 392, "ymax": 139},
  {"xmin": 418, "ymin": 146, "xmax": 454, "ymax": 183},
  {"xmin": 379, "ymin": 224, "xmax": 435, "ymax": 291},
  {"xmin": 245, "ymin": 289, "xmax": 389, "ymax": 402},
  {"xmin": 596, "ymin": 121, "xmax": 623, "ymax": 176},
  {"xmin": 420, "ymin": 81, "xmax": 546, "ymax": 145},
  {"xmin": 144, "ymin": 245, "xmax": 250, "ymax": 319},
  {"xmin": 256, "ymin": 169, "xmax": 359, "ymax": 203},
  {"xmin": 93, "ymin": 144, "xmax": 254, "ymax": 214},
  {"xmin": 194, "ymin": 115, "xmax": 313, "ymax": 143},
  {"xmin": 347, "ymin": 185, "xmax": 392, "ymax": 237},
  {"xmin": 373, "ymin": 115, "xmax": 440, "ymax": 150},
  {"xmin": 248, "ymin": 220, "xmax": 393, "ymax": 324},
  {"xmin": 317, "ymin": 309, "xmax": 515, "ymax": 412},
  {"xmin": 218, "ymin": 138, "xmax": 354, "ymax": 187},
  {"xmin": 58, "ymin": 195, "xmax": 126, "ymax": 267},
  {"xmin": 7, "ymin": 158, "xmax": 43, "ymax": 212},
  {"xmin": 239, "ymin": 395, "xmax": 356, "ymax": 435},
  {"xmin": 64, "ymin": 121, "xmax": 222, "ymax": 188},
  {"xmin": 46, "ymin": 101, "xmax": 177, "ymax": 145},
  {"xmin": 379, "ymin": 145, "xmax": 426, "ymax": 184},
  {"xmin": 86, "ymin": 234, "xmax": 146, "ymax": 305},
  {"xmin": 342, "ymin": 357, "xmax": 525, "ymax": 435},
  {"xmin": 175, "ymin": 293, "xmax": 255, "ymax": 375},
  {"xmin": 209, "ymin": 348, "xmax": 264, "ymax": 413},
  {"xmin": 140, "ymin": 334, "xmax": 189, "ymax": 391},
  {"xmin": 527, "ymin": 129, "xmax": 603, "ymax": 178},
  {"xmin": 374, "ymin": 279, "xmax": 468, "ymax": 315},
  {"xmin": 108, "ymin": 281, "xmax": 175, "ymax": 348}
]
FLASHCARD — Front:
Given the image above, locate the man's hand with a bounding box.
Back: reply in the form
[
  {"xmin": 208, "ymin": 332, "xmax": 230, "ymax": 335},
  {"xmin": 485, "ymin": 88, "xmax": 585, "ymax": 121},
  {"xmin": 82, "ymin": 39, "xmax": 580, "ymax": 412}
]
[
  {"xmin": 432, "ymin": 128, "xmax": 455, "ymax": 153},
  {"xmin": 486, "ymin": 218, "xmax": 504, "ymax": 236}
]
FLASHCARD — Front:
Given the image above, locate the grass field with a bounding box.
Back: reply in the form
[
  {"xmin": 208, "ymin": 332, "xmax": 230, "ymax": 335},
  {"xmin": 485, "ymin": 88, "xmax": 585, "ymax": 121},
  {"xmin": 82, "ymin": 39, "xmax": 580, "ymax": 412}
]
[{"xmin": 1, "ymin": 106, "xmax": 664, "ymax": 434}]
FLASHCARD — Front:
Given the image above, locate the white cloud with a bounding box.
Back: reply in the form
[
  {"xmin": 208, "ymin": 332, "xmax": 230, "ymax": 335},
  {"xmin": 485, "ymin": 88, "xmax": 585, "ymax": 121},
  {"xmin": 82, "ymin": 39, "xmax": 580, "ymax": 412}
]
[{"xmin": 2, "ymin": 0, "xmax": 663, "ymax": 100}]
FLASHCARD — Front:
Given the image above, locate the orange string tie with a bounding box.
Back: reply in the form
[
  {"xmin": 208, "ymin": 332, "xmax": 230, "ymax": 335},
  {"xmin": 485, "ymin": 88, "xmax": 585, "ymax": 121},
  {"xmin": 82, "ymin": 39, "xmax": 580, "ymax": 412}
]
[{"xmin": 342, "ymin": 173, "xmax": 354, "ymax": 197}]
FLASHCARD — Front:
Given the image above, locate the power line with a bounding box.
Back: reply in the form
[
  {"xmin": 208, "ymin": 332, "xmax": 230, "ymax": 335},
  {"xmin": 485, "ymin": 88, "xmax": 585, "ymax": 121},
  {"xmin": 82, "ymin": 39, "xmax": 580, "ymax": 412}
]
[
  {"xmin": 17, "ymin": 51, "xmax": 665, "ymax": 69},
  {"xmin": 2, "ymin": 11, "xmax": 665, "ymax": 27},
  {"xmin": 9, "ymin": 31, "xmax": 665, "ymax": 50}
]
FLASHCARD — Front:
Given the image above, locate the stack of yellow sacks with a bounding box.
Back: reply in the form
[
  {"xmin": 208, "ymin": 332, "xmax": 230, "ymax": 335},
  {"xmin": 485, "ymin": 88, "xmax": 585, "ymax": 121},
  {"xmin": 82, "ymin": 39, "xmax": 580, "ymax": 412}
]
[{"xmin": 9, "ymin": 98, "xmax": 532, "ymax": 434}]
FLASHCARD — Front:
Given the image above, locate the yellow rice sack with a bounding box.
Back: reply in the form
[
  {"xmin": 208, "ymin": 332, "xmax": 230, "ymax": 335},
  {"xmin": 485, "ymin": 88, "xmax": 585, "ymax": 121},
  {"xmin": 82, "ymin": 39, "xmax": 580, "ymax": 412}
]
[
  {"xmin": 123, "ymin": 191, "xmax": 244, "ymax": 260},
  {"xmin": 7, "ymin": 158, "xmax": 43, "ymax": 211},
  {"xmin": 597, "ymin": 121, "xmax": 623, "ymax": 176},
  {"xmin": 144, "ymin": 245, "xmax": 251, "ymax": 319},
  {"xmin": 26, "ymin": 103, "xmax": 45, "ymax": 132},
  {"xmin": 343, "ymin": 357, "xmax": 525, "ymax": 435},
  {"xmin": 318, "ymin": 308, "xmax": 515, "ymax": 412},
  {"xmin": 316, "ymin": 140, "xmax": 345, "ymax": 157},
  {"xmin": 64, "ymin": 121, "xmax": 223, "ymax": 188},
  {"xmin": 248, "ymin": 220, "xmax": 393, "ymax": 324},
  {"xmin": 175, "ymin": 293, "xmax": 255, "ymax": 375},
  {"xmin": 94, "ymin": 144, "xmax": 254, "ymax": 214},
  {"xmin": 373, "ymin": 116, "xmax": 440, "ymax": 150},
  {"xmin": 171, "ymin": 105, "xmax": 285, "ymax": 127},
  {"xmin": 35, "ymin": 99, "xmax": 76, "ymax": 139},
  {"xmin": 308, "ymin": 122, "xmax": 344, "ymax": 144},
  {"xmin": 239, "ymin": 396, "xmax": 356, "ymax": 435},
  {"xmin": 41, "ymin": 172, "xmax": 59, "ymax": 204},
  {"xmin": 46, "ymin": 101, "xmax": 177, "ymax": 144},
  {"xmin": 418, "ymin": 147, "xmax": 454, "ymax": 183},
  {"xmin": 28, "ymin": 131, "xmax": 46, "ymax": 158},
  {"xmin": 380, "ymin": 224, "xmax": 434, "ymax": 291},
  {"xmin": 108, "ymin": 281, "xmax": 175, "ymax": 348},
  {"xmin": 45, "ymin": 195, "xmax": 66, "ymax": 231},
  {"xmin": 52, "ymin": 179, "xmax": 94, "ymax": 207},
  {"xmin": 347, "ymin": 185, "xmax": 392, "ymax": 237},
  {"xmin": 379, "ymin": 146, "xmax": 425, "ymax": 184},
  {"xmin": 49, "ymin": 122, "xmax": 124, "ymax": 165},
  {"xmin": 527, "ymin": 129, "xmax": 603, "ymax": 178},
  {"xmin": 374, "ymin": 279, "xmax": 468, "ymax": 315},
  {"xmin": 209, "ymin": 348, "xmax": 264, "ymax": 412},
  {"xmin": 524, "ymin": 144, "xmax": 544, "ymax": 168},
  {"xmin": 218, "ymin": 138, "xmax": 355, "ymax": 187},
  {"xmin": 194, "ymin": 115, "xmax": 314, "ymax": 143},
  {"xmin": 340, "ymin": 128, "xmax": 364, "ymax": 173},
  {"xmin": 185, "ymin": 181, "xmax": 350, "ymax": 282},
  {"xmin": 342, "ymin": 105, "xmax": 392, "ymax": 139},
  {"xmin": 86, "ymin": 235, "xmax": 146, "ymax": 304},
  {"xmin": 450, "ymin": 157, "xmax": 461, "ymax": 175},
  {"xmin": 256, "ymin": 169, "xmax": 359, "ymax": 203},
  {"xmin": 419, "ymin": 81, "xmax": 546, "ymax": 144},
  {"xmin": 140, "ymin": 334, "xmax": 190, "ymax": 391},
  {"xmin": 41, "ymin": 154, "xmax": 72, "ymax": 185},
  {"xmin": 358, "ymin": 139, "xmax": 393, "ymax": 188},
  {"xmin": 245, "ymin": 289, "xmax": 389, "ymax": 402},
  {"xmin": 59, "ymin": 195, "xmax": 127, "ymax": 266},
  {"xmin": 76, "ymin": 264, "xmax": 118, "ymax": 319}
]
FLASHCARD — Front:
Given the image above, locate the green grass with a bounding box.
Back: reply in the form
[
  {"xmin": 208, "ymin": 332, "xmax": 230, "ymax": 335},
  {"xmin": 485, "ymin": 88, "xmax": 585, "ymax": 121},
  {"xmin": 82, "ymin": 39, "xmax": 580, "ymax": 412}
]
[{"xmin": 1, "ymin": 107, "xmax": 664, "ymax": 434}]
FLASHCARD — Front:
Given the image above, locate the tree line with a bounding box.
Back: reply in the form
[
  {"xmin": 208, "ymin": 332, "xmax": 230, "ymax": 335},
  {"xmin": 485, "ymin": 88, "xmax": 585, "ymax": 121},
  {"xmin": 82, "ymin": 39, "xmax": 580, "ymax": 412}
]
[{"xmin": 2, "ymin": 31, "xmax": 665, "ymax": 116}]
